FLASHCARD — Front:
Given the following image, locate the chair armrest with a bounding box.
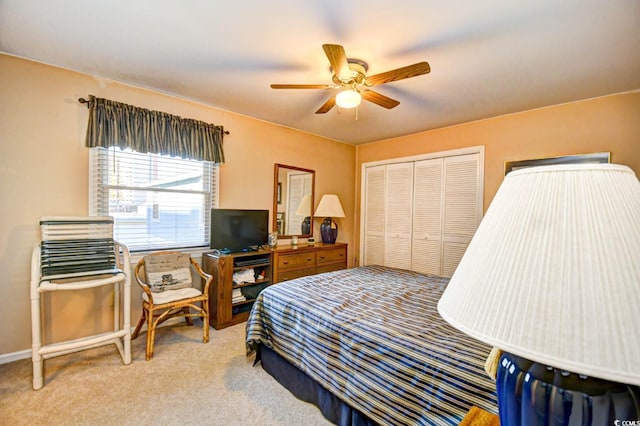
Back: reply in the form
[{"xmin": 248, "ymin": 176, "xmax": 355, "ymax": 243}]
[
  {"xmin": 134, "ymin": 260, "xmax": 154, "ymax": 300},
  {"xmin": 190, "ymin": 258, "xmax": 213, "ymax": 294}
]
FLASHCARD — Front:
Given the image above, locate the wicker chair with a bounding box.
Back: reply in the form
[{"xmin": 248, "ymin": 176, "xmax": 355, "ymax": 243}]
[{"xmin": 132, "ymin": 251, "xmax": 212, "ymax": 360}]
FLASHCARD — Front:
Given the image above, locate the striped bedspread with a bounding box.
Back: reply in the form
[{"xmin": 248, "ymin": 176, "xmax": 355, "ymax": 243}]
[{"xmin": 246, "ymin": 265, "xmax": 498, "ymax": 425}]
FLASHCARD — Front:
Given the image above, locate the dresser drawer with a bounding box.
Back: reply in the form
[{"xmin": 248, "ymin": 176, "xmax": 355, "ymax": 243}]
[
  {"xmin": 272, "ymin": 242, "xmax": 348, "ymax": 284},
  {"xmin": 278, "ymin": 267, "xmax": 316, "ymax": 282},
  {"xmin": 316, "ymin": 248, "xmax": 346, "ymax": 265},
  {"xmin": 277, "ymin": 251, "xmax": 316, "ymax": 270},
  {"xmin": 316, "ymin": 263, "xmax": 346, "ymax": 274}
]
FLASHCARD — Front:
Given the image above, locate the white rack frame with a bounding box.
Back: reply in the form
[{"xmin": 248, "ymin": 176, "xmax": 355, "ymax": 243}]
[{"xmin": 30, "ymin": 217, "xmax": 131, "ymax": 390}]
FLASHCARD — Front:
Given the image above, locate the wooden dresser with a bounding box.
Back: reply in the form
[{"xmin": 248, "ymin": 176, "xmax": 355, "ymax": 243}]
[{"xmin": 272, "ymin": 242, "xmax": 348, "ymax": 283}]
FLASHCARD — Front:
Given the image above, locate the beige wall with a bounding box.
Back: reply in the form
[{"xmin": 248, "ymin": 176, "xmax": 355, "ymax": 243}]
[
  {"xmin": 354, "ymin": 91, "xmax": 640, "ymax": 262},
  {"xmin": 2, "ymin": 53, "xmax": 638, "ymax": 358},
  {"xmin": 0, "ymin": 54, "xmax": 356, "ymax": 355}
]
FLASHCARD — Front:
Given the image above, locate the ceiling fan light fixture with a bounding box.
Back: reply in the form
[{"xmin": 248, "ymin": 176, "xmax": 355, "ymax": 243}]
[{"xmin": 335, "ymin": 89, "xmax": 361, "ymax": 109}]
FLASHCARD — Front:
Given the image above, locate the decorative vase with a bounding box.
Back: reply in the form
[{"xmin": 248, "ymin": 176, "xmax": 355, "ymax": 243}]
[
  {"xmin": 320, "ymin": 218, "xmax": 338, "ymax": 243},
  {"xmin": 301, "ymin": 216, "xmax": 311, "ymax": 234}
]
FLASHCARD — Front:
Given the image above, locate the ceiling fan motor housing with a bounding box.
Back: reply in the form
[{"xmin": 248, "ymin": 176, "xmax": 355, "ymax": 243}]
[{"xmin": 332, "ymin": 59, "xmax": 368, "ymax": 86}]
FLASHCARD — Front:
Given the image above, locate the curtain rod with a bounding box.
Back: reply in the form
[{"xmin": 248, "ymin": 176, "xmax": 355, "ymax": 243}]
[{"xmin": 78, "ymin": 97, "xmax": 230, "ymax": 135}]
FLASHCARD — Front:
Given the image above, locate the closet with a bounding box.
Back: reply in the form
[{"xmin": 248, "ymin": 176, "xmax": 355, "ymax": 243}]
[{"xmin": 360, "ymin": 147, "xmax": 483, "ymax": 277}]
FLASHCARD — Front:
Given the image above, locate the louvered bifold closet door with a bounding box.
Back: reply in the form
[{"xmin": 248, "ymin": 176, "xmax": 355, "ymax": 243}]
[
  {"xmin": 384, "ymin": 163, "xmax": 414, "ymax": 270},
  {"xmin": 441, "ymin": 153, "xmax": 481, "ymax": 277},
  {"xmin": 411, "ymin": 158, "xmax": 444, "ymax": 275},
  {"xmin": 363, "ymin": 166, "xmax": 386, "ymax": 266}
]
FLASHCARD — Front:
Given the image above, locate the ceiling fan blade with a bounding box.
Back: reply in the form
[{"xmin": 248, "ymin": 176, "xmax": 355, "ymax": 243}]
[
  {"xmin": 322, "ymin": 44, "xmax": 351, "ymax": 81},
  {"xmin": 315, "ymin": 96, "xmax": 336, "ymax": 114},
  {"xmin": 271, "ymin": 84, "xmax": 333, "ymax": 89},
  {"xmin": 361, "ymin": 90, "xmax": 400, "ymax": 109},
  {"xmin": 365, "ymin": 62, "xmax": 431, "ymax": 86}
]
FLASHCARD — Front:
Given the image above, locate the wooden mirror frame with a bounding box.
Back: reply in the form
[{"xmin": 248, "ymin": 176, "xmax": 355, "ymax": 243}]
[{"xmin": 273, "ymin": 164, "xmax": 315, "ymax": 239}]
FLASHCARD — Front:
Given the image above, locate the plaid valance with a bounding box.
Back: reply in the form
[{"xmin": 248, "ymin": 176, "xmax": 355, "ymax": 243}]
[{"xmin": 84, "ymin": 95, "xmax": 225, "ymax": 163}]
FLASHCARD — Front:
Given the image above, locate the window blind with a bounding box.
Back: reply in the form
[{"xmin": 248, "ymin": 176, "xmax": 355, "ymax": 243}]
[{"xmin": 89, "ymin": 147, "xmax": 219, "ymax": 251}]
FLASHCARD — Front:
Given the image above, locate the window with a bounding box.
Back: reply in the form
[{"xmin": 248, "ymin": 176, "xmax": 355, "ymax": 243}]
[{"xmin": 90, "ymin": 147, "xmax": 219, "ymax": 252}]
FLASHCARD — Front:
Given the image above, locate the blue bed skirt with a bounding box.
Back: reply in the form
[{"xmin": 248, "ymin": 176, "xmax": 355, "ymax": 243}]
[{"xmin": 259, "ymin": 345, "xmax": 375, "ymax": 426}]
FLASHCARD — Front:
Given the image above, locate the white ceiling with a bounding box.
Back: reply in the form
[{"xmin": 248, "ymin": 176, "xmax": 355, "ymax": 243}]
[{"xmin": 1, "ymin": 1, "xmax": 639, "ymax": 145}]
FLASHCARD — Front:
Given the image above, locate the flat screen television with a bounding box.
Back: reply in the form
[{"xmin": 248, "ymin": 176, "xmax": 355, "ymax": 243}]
[{"xmin": 210, "ymin": 209, "xmax": 269, "ymax": 253}]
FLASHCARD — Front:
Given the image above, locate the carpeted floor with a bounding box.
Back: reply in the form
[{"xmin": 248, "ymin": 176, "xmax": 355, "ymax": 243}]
[{"xmin": 0, "ymin": 322, "xmax": 331, "ymax": 425}]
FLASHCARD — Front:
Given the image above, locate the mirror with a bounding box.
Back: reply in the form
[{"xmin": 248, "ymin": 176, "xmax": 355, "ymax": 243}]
[{"xmin": 273, "ymin": 164, "xmax": 315, "ymax": 239}]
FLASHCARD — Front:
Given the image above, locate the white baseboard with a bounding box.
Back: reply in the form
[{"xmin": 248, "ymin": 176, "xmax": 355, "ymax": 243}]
[
  {"xmin": 0, "ymin": 349, "xmax": 32, "ymax": 364},
  {"xmin": 0, "ymin": 317, "xmax": 193, "ymax": 365}
]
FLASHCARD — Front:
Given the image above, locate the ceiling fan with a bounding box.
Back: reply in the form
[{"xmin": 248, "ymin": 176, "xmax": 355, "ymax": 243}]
[{"xmin": 271, "ymin": 44, "xmax": 431, "ymax": 114}]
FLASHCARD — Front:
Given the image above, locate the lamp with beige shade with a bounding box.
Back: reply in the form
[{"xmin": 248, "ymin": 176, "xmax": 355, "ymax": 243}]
[{"xmin": 314, "ymin": 194, "xmax": 345, "ymax": 244}]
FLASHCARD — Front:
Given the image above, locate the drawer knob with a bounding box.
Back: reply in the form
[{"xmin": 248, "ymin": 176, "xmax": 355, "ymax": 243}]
[{"xmin": 283, "ymin": 261, "xmax": 289, "ymax": 264}]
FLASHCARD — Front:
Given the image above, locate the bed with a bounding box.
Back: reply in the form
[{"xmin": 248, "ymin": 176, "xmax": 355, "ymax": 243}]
[{"xmin": 246, "ymin": 265, "xmax": 498, "ymax": 425}]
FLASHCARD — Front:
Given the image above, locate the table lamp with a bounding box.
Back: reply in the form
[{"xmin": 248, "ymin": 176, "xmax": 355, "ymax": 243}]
[
  {"xmin": 438, "ymin": 164, "xmax": 640, "ymax": 424},
  {"xmin": 295, "ymin": 194, "xmax": 312, "ymax": 234},
  {"xmin": 314, "ymin": 194, "xmax": 345, "ymax": 243}
]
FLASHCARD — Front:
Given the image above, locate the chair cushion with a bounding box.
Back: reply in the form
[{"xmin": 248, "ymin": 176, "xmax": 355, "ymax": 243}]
[
  {"xmin": 144, "ymin": 253, "xmax": 192, "ymax": 293},
  {"xmin": 143, "ymin": 287, "xmax": 202, "ymax": 304}
]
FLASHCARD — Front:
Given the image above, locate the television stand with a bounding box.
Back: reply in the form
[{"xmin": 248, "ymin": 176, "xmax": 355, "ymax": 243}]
[{"xmin": 202, "ymin": 248, "xmax": 273, "ymax": 329}]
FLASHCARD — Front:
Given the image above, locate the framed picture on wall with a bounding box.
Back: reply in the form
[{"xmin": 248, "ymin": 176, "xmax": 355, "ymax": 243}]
[
  {"xmin": 504, "ymin": 152, "xmax": 610, "ymax": 175},
  {"xmin": 276, "ymin": 212, "xmax": 285, "ymax": 235}
]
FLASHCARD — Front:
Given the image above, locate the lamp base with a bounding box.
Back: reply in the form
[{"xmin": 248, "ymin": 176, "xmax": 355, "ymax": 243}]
[
  {"xmin": 320, "ymin": 217, "xmax": 338, "ymax": 244},
  {"xmin": 497, "ymin": 352, "xmax": 640, "ymax": 425},
  {"xmin": 301, "ymin": 217, "xmax": 311, "ymax": 235}
]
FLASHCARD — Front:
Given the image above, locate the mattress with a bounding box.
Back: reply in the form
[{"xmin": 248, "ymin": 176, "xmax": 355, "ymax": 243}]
[{"xmin": 246, "ymin": 265, "xmax": 498, "ymax": 425}]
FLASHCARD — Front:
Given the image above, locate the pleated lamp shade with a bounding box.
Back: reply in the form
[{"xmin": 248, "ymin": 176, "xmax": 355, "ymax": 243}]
[
  {"xmin": 295, "ymin": 195, "xmax": 312, "ymax": 216},
  {"xmin": 314, "ymin": 194, "xmax": 345, "ymax": 218},
  {"xmin": 437, "ymin": 164, "xmax": 640, "ymax": 386}
]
